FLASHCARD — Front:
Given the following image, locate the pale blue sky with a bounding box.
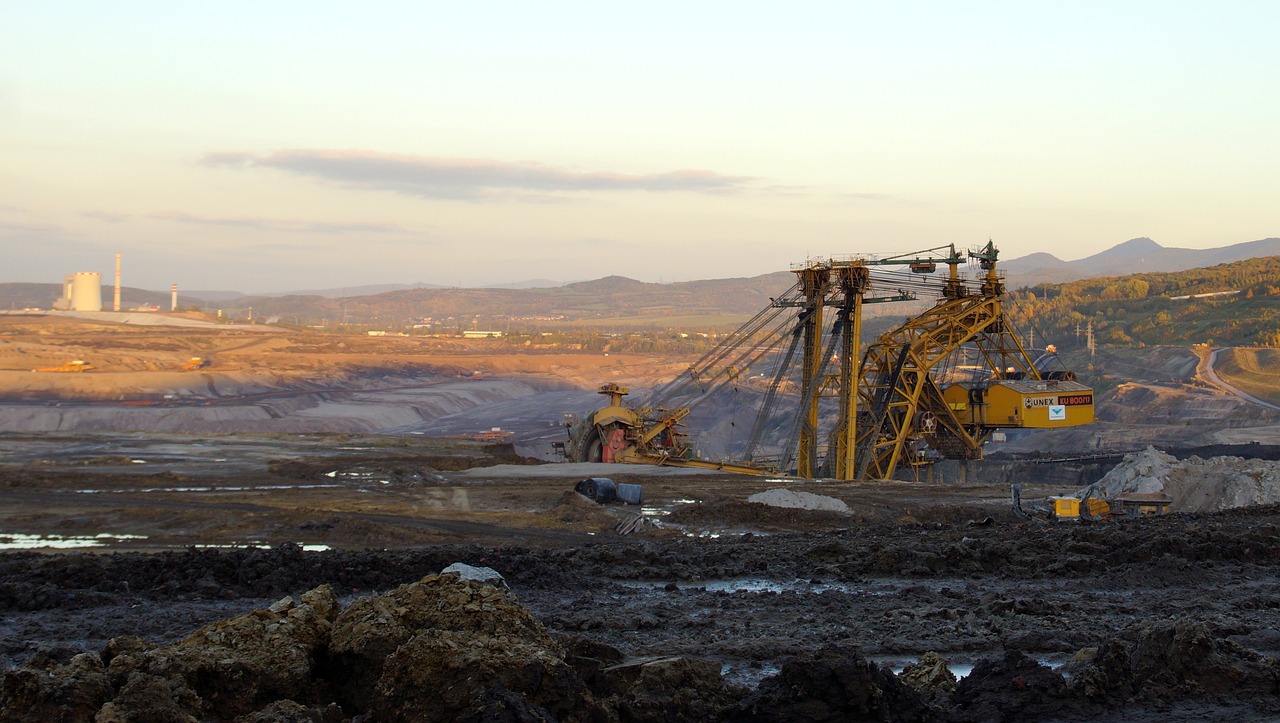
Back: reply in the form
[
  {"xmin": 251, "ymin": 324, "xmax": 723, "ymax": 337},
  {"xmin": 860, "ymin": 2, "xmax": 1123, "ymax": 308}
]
[{"xmin": 2, "ymin": 2, "xmax": 1277, "ymax": 292}]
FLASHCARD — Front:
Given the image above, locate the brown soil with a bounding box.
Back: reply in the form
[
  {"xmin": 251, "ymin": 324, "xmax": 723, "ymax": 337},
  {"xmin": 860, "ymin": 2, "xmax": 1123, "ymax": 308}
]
[
  {"xmin": 2, "ymin": 435, "xmax": 1280, "ymax": 721},
  {"xmin": 4, "ymin": 318, "xmax": 1280, "ymax": 720},
  {"xmin": 0, "ymin": 314, "xmax": 684, "ymax": 399}
]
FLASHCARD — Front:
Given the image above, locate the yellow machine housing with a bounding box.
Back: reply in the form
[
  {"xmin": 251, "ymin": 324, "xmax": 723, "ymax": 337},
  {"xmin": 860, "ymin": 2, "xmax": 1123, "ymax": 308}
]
[
  {"xmin": 943, "ymin": 379, "xmax": 1094, "ymax": 429},
  {"xmin": 589, "ymin": 384, "xmax": 642, "ymax": 429},
  {"xmin": 1049, "ymin": 496, "xmax": 1080, "ymax": 519}
]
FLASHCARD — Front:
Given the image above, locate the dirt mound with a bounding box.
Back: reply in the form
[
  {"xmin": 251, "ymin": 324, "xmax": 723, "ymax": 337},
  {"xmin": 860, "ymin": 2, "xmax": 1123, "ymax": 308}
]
[
  {"xmin": 948, "ymin": 651, "xmax": 1075, "ymax": 722},
  {"xmin": 899, "ymin": 652, "xmax": 957, "ymax": 694},
  {"xmin": 727, "ymin": 644, "xmax": 933, "ymax": 722},
  {"xmin": 597, "ymin": 655, "xmax": 742, "ymax": 723},
  {"xmin": 554, "ymin": 489, "xmax": 616, "ymax": 529},
  {"xmin": 1, "ymin": 585, "xmax": 341, "ymax": 721},
  {"xmin": 0, "ymin": 573, "xmax": 742, "ymax": 721},
  {"xmin": 1067, "ymin": 618, "xmax": 1280, "ymax": 703},
  {"xmin": 1087, "ymin": 446, "xmax": 1280, "ymax": 512},
  {"xmin": 326, "ymin": 573, "xmax": 579, "ymax": 717}
]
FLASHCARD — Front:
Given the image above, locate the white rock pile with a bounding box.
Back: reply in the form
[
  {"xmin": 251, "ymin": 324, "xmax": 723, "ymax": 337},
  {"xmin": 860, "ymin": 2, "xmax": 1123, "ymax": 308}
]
[
  {"xmin": 1084, "ymin": 446, "xmax": 1280, "ymax": 513},
  {"xmin": 747, "ymin": 488, "xmax": 851, "ymax": 513}
]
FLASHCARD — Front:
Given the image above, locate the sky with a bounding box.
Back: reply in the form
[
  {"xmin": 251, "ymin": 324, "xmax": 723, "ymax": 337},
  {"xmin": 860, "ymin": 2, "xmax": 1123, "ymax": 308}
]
[{"xmin": 2, "ymin": 2, "xmax": 1278, "ymax": 293}]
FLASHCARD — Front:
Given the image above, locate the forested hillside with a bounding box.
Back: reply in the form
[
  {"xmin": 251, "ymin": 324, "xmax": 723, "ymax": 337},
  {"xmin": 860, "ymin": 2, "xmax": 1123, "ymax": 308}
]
[{"xmin": 1008, "ymin": 256, "xmax": 1280, "ymax": 348}]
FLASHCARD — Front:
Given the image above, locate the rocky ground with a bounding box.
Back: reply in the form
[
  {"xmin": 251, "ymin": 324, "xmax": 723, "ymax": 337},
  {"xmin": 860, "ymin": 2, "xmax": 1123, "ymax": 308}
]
[
  {"xmin": 2, "ymin": 435, "xmax": 1280, "ymax": 721},
  {"xmin": 2, "ymin": 507, "xmax": 1280, "ymax": 721},
  {"xmin": 4, "ymin": 318, "xmax": 1280, "ymax": 720}
]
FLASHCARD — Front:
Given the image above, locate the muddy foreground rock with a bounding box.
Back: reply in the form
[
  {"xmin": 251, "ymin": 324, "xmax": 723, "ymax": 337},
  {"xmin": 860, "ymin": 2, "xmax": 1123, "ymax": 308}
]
[
  {"xmin": 0, "ymin": 573, "xmax": 740, "ymax": 722},
  {"xmin": 3, "ymin": 570, "xmax": 1279, "ymax": 722}
]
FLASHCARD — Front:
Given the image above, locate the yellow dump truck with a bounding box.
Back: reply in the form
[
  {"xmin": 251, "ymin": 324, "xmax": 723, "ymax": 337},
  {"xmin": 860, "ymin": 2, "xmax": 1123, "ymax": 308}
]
[{"xmin": 33, "ymin": 360, "xmax": 93, "ymax": 373}]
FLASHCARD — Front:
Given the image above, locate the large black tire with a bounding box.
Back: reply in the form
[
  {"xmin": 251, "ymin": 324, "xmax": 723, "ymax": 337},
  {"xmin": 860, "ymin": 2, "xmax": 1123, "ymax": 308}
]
[{"xmin": 584, "ymin": 431, "xmax": 603, "ymax": 463}]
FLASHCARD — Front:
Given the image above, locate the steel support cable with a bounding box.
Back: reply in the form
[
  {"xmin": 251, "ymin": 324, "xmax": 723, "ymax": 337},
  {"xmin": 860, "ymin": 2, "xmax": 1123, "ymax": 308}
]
[
  {"xmin": 821, "ymin": 307, "xmax": 856, "ymax": 470},
  {"xmin": 646, "ymin": 300, "xmax": 795, "ymax": 409},
  {"xmin": 937, "ymin": 341, "xmax": 960, "ymax": 383},
  {"xmin": 854, "ymin": 343, "xmax": 913, "ymax": 480},
  {"xmin": 692, "ymin": 299, "xmax": 792, "ymax": 373},
  {"xmin": 643, "ymin": 303, "xmax": 802, "ymax": 433},
  {"xmin": 653, "ymin": 288, "xmax": 793, "ymax": 400},
  {"xmin": 855, "ymin": 298, "xmax": 976, "ymax": 439},
  {"xmin": 870, "ymin": 269, "xmax": 949, "ymax": 287},
  {"xmin": 871, "ymin": 267, "xmax": 981, "ymax": 289},
  {"xmin": 1006, "ymin": 300, "xmax": 1068, "ymax": 372},
  {"xmin": 645, "ymin": 281, "xmax": 801, "ymax": 408},
  {"xmin": 973, "ymin": 315, "xmax": 1031, "ymax": 378},
  {"xmin": 743, "ymin": 315, "xmax": 806, "ymax": 461},
  {"xmin": 779, "ymin": 312, "xmax": 845, "ymax": 474},
  {"xmin": 644, "ymin": 307, "xmax": 788, "ymax": 408},
  {"xmin": 656, "ymin": 300, "xmax": 789, "ymax": 401},
  {"xmin": 668, "ymin": 308, "xmax": 803, "ymax": 414}
]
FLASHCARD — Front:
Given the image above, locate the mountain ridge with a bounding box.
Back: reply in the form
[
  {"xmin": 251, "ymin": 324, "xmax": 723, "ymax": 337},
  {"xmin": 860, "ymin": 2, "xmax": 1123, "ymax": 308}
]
[
  {"xmin": 1003, "ymin": 237, "xmax": 1280, "ymax": 287},
  {"xmin": 4, "ymin": 237, "xmax": 1277, "ymax": 327}
]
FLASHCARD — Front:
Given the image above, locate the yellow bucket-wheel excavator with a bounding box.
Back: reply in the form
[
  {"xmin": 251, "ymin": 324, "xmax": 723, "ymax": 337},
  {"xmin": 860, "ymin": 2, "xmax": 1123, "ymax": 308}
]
[{"xmin": 561, "ymin": 241, "xmax": 1095, "ymax": 481}]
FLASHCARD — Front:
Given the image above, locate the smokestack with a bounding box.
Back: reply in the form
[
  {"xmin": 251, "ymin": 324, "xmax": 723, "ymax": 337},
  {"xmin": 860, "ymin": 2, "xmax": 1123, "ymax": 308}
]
[
  {"xmin": 171, "ymin": 283, "xmax": 178, "ymax": 312},
  {"xmin": 113, "ymin": 253, "xmax": 121, "ymax": 312}
]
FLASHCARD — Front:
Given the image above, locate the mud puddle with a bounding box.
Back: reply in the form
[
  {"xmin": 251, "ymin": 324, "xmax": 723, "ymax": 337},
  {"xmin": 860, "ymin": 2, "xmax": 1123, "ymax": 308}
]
[
  {"xmin": 611, "ymin": 576, "xmax": 969, "ymax": 596},
  {"xmin": 0, "ymin": 533, "xmax": 148, "ymax": 550},
  {"xmin": 74, "ymin": 483, "xmax": 345, "ymax": 494}
]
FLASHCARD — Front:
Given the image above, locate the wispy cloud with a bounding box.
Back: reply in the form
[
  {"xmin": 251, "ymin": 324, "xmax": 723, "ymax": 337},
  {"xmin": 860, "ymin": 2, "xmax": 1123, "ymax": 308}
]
[
  {"xmin": 81, "ymin": 210, "xmax": 129, "ymax": 222},
  {"xmin": 201, "ymin": 149, "xmax": 755, "ymax": 200},
  {"xmin": 0, "ymin": 203, "xmax": 29, "ymax": 214},
  {"xmin": 0, "ymin": 220, "xmax": 64, "ymax": 234},
  {"xmin": 149, "ymin": 211, "xmax": 405, "ymax": 234}
]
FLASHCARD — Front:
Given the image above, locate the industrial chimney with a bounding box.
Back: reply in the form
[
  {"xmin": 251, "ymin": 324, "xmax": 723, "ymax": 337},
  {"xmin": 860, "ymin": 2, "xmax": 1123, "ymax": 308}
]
[
  {"xmin": 113, "ymin": 253, "xmax": 121, "ymax": 312},
  {"xmin": 171, "ymin": 283, "xmax": 178, "ymax": 312}
]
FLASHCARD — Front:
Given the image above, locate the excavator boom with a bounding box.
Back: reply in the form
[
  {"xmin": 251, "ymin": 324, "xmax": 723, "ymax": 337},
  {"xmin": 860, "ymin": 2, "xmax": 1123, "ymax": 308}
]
[{"xmin": 563, "ymin": 241, "xmax": 1094, "ymax": 480}]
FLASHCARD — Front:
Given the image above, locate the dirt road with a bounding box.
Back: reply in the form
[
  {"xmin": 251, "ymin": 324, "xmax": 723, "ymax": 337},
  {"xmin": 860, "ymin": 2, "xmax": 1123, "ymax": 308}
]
[{"xmin": 1201, "ymin": 347, "xmax": 1280, "ymax": 411}]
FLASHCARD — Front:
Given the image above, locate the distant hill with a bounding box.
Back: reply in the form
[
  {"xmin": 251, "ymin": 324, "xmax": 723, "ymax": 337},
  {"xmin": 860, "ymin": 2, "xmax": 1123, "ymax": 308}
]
[
  {"xmin": 1008, "ymin": 254, "xmax": 1280, "ymax": 348},
  {"xmin": 184, "ymin": 289, "xmax": 248, "ymax": 303},
  {"xmin": 249, "ymin": 282, "xmax": 446, "ymax": 298},
  {"xmin": 1003, "ymin": 237, "xmax": 1280, "ymax": 288},
  {"xmin": 6, "ymin": 236, "xmax": 1278, "ymax": 332},
  {"xmin": 275, "ymin": 271, "xmax": 801, "ymax": 326},
  {"xmin": 0, "ymin": 283, "xmax": 210, "ymax": 311},
  {"xmin": 481, "ymin": 279, "xmax": 567, "ymax": 289},
  {"xmin": 113, "ymin": 279, "xmax": 565, "ymax": 304}
]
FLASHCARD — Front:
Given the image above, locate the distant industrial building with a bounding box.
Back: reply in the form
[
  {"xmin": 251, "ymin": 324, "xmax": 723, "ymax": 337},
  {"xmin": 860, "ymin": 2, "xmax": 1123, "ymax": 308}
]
[{"xmin": 52, "ymin": 272, "xmax": 103, "ymax": 311}]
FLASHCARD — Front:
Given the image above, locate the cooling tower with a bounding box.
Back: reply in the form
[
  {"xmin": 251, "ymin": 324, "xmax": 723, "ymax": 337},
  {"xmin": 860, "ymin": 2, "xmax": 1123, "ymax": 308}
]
[{"xmin": 66, "ymin": 272, "xmax": 103, "ymax": 311}]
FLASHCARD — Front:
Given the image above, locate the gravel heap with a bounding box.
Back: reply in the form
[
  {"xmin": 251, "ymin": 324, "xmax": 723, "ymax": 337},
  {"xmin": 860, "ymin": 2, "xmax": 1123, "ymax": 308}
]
[
  {"xmin": 746, "ymin": 488, "xmax": 850, "ymax": 514},
  {"xmin": 1086, "ymin": 446, "xmax": 1280, "ymax": 512}
]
